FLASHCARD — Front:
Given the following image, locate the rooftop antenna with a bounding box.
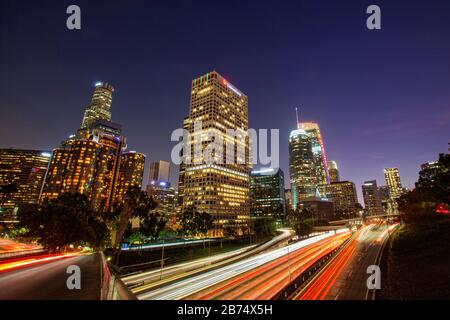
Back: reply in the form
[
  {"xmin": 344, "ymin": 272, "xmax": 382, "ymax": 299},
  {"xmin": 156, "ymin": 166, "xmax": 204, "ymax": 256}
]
[{"xmin": 295, "ymin": 107, "xmax": 300, "ymax": 129}]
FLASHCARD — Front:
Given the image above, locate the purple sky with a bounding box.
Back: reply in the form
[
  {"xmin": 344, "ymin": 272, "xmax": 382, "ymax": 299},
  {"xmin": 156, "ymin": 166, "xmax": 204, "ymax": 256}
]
[{"xmin": 1, "ymin": 0, "xmax": 449, "ymax": 203}]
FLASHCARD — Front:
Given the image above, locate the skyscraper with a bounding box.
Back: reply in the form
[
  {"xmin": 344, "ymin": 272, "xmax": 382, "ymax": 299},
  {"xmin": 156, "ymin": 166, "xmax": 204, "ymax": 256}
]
[
  {"xmin": 298, "ymin": 122, "xmax": 330, "ymax": 186},
  {"xmin": 0, "ymin": 149, "xmax": 51, "ymax": 213},
  {"xmin": 289, "ymin": 128, "xmax": 315, "ymax": 209},
  {"xmin": 325, "ymin": 181, "xmax": 359, "ymax": 217},
  {"xmin": 148, "ymin": 160, "xmax": 170, "ymax": 183},
  {"xmin": 113, "ymin": 151, "xmax": 146, "ymax": 204},
  {"xmin": 362, "ymin": 180, "xmax": 383, "ymax": 216},
  {"xmin": 180, "ymin": 71, "xmax": 250, "ymax": 236},
  {"xmin": 41, "ymin": 82, "xmax": 145, "ymax": 212},
  {"xmin": 384, "ymin": 167, "xmax": 403, "ymax": 200},
  {"xmin": 80, "ymin": 82, "xmax": 114, "ymax": 132},
  {"xmin": 250, "ymin": 168, "xmax": 286, "ymax": 220},
  {"xmin": 327, "ymin": 160, "xmax": 340, "ymax": 183}
]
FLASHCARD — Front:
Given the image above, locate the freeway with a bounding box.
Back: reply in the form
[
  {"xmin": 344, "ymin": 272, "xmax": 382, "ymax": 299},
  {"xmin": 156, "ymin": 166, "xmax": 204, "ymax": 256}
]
[
  {"xmin": 295, "ymin": 222, "xmax": 398, "ymax": 300},
  {"xmin": 124, "ymin": 228, "xmax": 294, "ymax": 288},
  {"xmin": 0, "ymin": 252, "xmax": 101, "ymax": 299},
  {"xmin": 136, "ymin": 229, "xmax": 348, "ymax": 300},
  {"xmin": 186, "ymin": 232, "xmax": 351, "ymax": 300}
]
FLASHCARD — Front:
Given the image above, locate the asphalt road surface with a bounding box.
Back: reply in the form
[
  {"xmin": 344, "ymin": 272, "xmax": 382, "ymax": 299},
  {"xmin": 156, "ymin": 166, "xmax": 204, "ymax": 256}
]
[{"xmin": 0, "ymin": 253, "xmax": 101, "ymax": 300}]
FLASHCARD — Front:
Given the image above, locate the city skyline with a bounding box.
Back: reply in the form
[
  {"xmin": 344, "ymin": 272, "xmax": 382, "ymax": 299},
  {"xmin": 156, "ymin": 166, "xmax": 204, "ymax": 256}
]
[{"xmin": 1, "ymin": 1, "xmax": 450, "ymax": 204}]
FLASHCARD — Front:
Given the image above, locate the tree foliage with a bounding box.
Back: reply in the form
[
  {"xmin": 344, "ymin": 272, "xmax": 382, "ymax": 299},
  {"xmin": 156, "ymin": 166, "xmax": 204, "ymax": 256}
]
[
  {"xmin": 179, "ymin": 206, "xmax": 213, "ymax": 237},
  {"xmin": 398, "ymin": 153, "xmax": 450, "ymax": 223},
  {"xmin": 17, "ymin": 193, "xmax": 109, "ymax": 250}
]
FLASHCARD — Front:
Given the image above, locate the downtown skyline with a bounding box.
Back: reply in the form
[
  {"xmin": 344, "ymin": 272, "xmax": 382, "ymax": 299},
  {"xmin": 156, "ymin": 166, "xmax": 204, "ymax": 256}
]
[{"xmin": 1, "ymin": 0, "xmax": 450, "ymax": 203}]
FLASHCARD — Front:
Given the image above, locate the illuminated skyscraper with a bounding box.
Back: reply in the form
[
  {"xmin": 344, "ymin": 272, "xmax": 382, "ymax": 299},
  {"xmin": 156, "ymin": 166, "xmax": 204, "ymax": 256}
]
[
  {"xmin": 289, "ymin": 128, "xmax": 315, "ymax": 209},
  {"xmin": 250, "ymin": 168, "xmax": 286, "ymax": 220},
  {"xmin": 384, "ymin": 167, "xmax": 403, "ymax": 200},
  {"xmin": 114, "ymin": 151, "xmax": 146, "ymax": 204},
  {"xmin": 325, "ymin": 181, "xmax": 359, "ymax": 216},
  {"xmin": 362, "ymin": 180, "xmax": 383, "ymax": 216},
  {"xmin": 298, "ymin": 122, "xmax": 330, "ymax": 186},
  {"xmin": 327, "ymin": 160, "xmax": 340, "ymax": 183},
  {"xmin": 181, "ymin": 71, "xmax": 250, "ymax": 236},
  {"xmin": 80, "ymin": 82, "xmax": 114, "ymax": 132},
  {"xmin": 0, "ymin": 149, "xmax": 51, "ymax": 213},
  {"xmin": 41, "ymin": 83, "xmax": 145, "ymax": 212}
]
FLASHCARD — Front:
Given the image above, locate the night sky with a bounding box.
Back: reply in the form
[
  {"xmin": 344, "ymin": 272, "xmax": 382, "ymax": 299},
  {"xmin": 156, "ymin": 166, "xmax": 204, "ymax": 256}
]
[{"xmin": 1, "ymin": 0, "xmax": 449, "ymax": 203}]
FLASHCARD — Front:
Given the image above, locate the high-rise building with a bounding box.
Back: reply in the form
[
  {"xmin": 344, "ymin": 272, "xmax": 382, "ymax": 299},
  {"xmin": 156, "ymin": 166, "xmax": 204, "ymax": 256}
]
[
  {"xmin": 41, "ymin": 83, "xmax": 145, "ymax": 212},
  {"xmin": 114, "ymin": 151, "xmax": 146, "ymax": 204},
  {"xmin": 384, "ymin": 167, "xmax": 403, "ymax": 200},
  {"xmin": 146, "ymin": 181, "xmax": 177, "ymax": 227},
  {"xmin": 177, "ymin": 117, "xmax": 190, "ymax": 206},
  {"xmin": 0, "ymin": 149, "xmax": 51, "ymax": 214},
  {"xmin": 298, "ymin": 122, "xmax": 330, "ymax": 186},
  {"xmin": 324, "ymin": 181, "xmax": 359, "ymax": 217},
  {"xmin": 362, "ymin": 180, "xmax": 383, "ymax": 216},
  {"xmin": 284, "ymin": 189, "xmax": 293, "ymax": 212},
  {"xmin": 80, "ymin": 82, "xmax": 114, "ymax": 132},
  {"xmin": 289, "ymin": 128, "xmax": 315, "ymax": 209},
  {"xmin": 250, "ymin": 168, "xmax": 286, "ymax": 220},
  {"xmin": 180, "ymin": 71, "xmax": 250, "ymax": 236},
  {"xmin": 327, "ymin": 160, "xmax": 340, "ymax": 183},
  {"xmin": 148, "ymin": 160, "xmax": 170, "ymax": 184}
]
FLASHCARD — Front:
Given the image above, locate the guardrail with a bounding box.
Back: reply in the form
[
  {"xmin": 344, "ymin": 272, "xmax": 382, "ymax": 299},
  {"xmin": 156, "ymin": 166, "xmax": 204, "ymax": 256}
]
[{"xmin": 99, "ymin": 252, "xmax": 137, "ymax": 300}]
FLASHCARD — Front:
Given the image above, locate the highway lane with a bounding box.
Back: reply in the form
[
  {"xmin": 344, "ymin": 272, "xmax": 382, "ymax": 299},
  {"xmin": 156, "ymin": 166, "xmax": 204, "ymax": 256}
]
[
  {"xmin": 186, "ymin": 232, "xmax": 351, "ymax": 300},
  {"xmin": 137, "ymin": 230, "xmax": 348, "ymax": 300},
  {"xmin": 126, "ymin": 228, "xmax": 294, "ymax": 290},
  {"xmin": 295, "ymin": 223, "xmax": 398, "ymax": 300},
  {"xmin": 0, "ymin": 253, "xmax": 101, "ymax": 300}
]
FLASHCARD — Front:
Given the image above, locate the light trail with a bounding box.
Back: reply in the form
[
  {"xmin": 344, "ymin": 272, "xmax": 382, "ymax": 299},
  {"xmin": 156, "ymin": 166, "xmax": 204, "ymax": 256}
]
[
  {"xmin": 126, "ymin": 228, "xmax": 293, "ymax": 289},
  {"xmin": 190, "ymin": 232, "xmax": 351, "ymax": 300},
  {"xmin": 295, "ymin": 223, "xmax": 398, "ymax": 300},
  {"xmin": 0, "ymin": 253, "xmax": 80, "ymax": 273},
  {"xmin": 137, "ymin": 229, "xmax": 349, "ymax": 300}
]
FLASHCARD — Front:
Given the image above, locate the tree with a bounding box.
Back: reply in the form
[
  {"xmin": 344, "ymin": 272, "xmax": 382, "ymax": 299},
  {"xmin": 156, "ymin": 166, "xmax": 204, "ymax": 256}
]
[
  {"xmin": 17, "ymin": 193, "xmax": 109, "ymax": 251},
  {"xmin": 253, "ymin": 217, "xmax": 276, "ymax": 238},
  {"xmin": 397, "ymin": 153, "xmax": 450, "ymax": 224},
  {"xmin": 178, "ymin": 206, "xmax": 213, "ymax": 238}
]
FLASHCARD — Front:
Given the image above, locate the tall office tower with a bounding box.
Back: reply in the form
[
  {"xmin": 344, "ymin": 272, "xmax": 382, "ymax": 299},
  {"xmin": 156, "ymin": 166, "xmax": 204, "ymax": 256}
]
[
  {"xmin": 146, "ymin": 181, "xmax": 177, "ymax": 226},
  {"xmin": 298, "ymin": 122, "xmax": 330, "ymax": 186},
  {"xmin": 284, "ymin": 189, "xmax": 293, "ymax": 212},
  {"xmin": 384, "ymin": 167, "xmax": 403, "ymax": 200},
  {"xmin": 177, "ymin": 117, "xmax": 190, "ymax": 206},
  {"xmin": 80, "ymin": 82, "xmax": 114, "ymax": 132},
  {"xmin": 289, "ymin": 128, "xmax": 315, "ymax": 210},
  {"xmin": 378, "ymin": 185, "xmax": 394, "ymax": 214},
  {"xmin": 325, "ymin": 181, "xmax": 359, "ymax": 217},
  {"xmin": 250, "ymin": 168, "xmax": 286, "ymax": 220},
  {"xmin": 0, "ymin": 149, "xmax": 51, "ymax": 214},
  {"xmin": 362, "ymin": 180, "xmax": 383, "ymax": 216},
  {"xmin": 327, "ymin": 160, "xmax": 340, "ymax": 183},
  {"xmin": 181, "ymin": 71, "xmax": 250, "ymax": 236},
  {"xmin": 114, "ymin": 151, "xmax": 146, "ymax": 204},
  {"xmin": 148, "ymin": 160, "xmax": 170, "ymax": 183}
]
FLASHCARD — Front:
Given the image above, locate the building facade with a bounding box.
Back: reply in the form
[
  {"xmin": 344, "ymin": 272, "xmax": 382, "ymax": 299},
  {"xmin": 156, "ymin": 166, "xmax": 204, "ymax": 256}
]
[
  {"xmin": 298, "ymin": 122, "xmax": 330, "ymax": 187},
  {"xmin": 0, "ymin": 149, "xmax": 51, "ymax": 214},
  {"xmin": 325, "ymin": 181, "xmax": 359, "ymax": 217},
  {"xmin": 180, "ymin": 71, "xmax": 250, "ymax": 236},
  {"xmin": 362, "ymin": 180, "xmax": 383, "ymax": 216},
  {"xmin": 289, "ymin": 128, "xmax": 315, "ymax": 209},
  {"xmin": 327, "ymin": 160, "xmax": 340, "ymax": 183},
  {"xmin": 250, "ymin": 168, "xmax": 286, "ymax": 220},
  {"xmin": 80, "ymin": 82, "xmax": 114, "ymax": 132},
  {"xmin": 384, "ymin": 167, "xmax": 403, "ymax": 201},
  {"xmin": 148, "ymin": 160, "xmax": 170, "ymax": 183}
]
